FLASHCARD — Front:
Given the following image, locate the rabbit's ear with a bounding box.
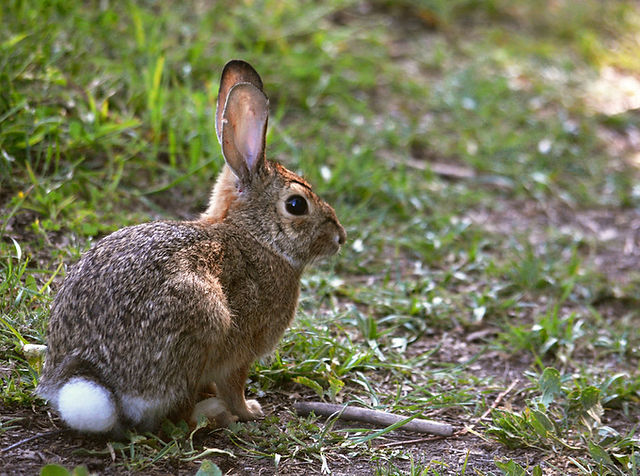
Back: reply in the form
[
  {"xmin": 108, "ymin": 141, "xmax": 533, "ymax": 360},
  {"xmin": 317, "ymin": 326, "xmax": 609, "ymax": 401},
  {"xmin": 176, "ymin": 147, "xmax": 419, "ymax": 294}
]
[
  {"xmin": 221, "ymin": 82, "xmax": 269, "ymax": 183},
  {"xmin": 216, "ymin": 60, "xmax": 263, "ymax": 144}
]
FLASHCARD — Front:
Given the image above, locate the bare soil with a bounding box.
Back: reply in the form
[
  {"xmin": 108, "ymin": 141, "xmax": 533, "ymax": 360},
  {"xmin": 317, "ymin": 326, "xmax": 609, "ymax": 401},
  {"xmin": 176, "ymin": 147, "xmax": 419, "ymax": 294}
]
[
  {"xmin": 0, "ymin": 359, "xmax": 526, "ymax": 476},
  {"xmin": 1, "ymin": 329, "xmax": 625, "ymax": 476},
  {"xmin": 2, "ymin": 198, "xmax": 638, "ymax": 475}
]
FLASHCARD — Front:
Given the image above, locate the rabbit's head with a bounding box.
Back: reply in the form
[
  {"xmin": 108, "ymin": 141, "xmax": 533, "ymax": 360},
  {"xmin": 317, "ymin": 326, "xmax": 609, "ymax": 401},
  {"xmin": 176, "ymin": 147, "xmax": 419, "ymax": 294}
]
[{"xmin": 201, "ymin": 60, "xmax": 346, "ymax": 270}]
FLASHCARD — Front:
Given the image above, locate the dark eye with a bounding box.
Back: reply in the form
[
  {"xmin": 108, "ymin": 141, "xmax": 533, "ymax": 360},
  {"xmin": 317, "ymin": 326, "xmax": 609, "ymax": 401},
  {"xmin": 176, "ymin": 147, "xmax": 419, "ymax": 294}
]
[{"xmin": 285, "ymin": 195, "xmax": 308, "ymax": 215}]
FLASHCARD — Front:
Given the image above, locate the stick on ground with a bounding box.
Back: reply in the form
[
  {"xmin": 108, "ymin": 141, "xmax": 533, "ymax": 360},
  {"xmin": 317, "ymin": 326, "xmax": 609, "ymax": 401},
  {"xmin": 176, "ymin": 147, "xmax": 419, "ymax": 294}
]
[
  {"xmin": 0, "ymin": 429, "xmax": 63, "ymax": 454},
  {"xmin": 293, "ymin": 402, "xmax": 454, "ymax": 436}
]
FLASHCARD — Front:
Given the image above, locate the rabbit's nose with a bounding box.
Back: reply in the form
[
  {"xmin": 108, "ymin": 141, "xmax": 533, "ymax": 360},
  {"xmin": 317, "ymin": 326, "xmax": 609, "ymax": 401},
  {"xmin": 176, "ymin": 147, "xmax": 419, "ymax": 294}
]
[{"xmin": 335, "ymin": 225, "xmax": 346, "ymax": 246}]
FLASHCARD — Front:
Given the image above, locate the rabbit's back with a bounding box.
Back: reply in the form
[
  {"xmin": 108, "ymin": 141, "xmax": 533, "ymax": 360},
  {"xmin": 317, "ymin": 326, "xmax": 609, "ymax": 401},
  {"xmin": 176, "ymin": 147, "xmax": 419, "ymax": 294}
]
[
  {"xmin": 40, "ymin": 220, "xmax": 300, "ymax": 402},
  {"xmin": 41, "ymin": 222, "xmax": 224, "ymax": 398}
]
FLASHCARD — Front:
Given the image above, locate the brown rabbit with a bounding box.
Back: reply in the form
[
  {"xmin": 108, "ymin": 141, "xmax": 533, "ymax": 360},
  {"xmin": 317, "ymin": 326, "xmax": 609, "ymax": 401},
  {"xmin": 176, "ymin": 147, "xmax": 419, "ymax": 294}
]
[{"xmin": 36, "ymin": 60, "xmax": 346, "ymax": 437}]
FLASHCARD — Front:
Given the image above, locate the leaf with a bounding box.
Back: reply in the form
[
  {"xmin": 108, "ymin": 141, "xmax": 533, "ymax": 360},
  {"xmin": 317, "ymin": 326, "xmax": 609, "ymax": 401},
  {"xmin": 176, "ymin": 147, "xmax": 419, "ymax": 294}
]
[
  {"xmin": 293, "ymin": 376, "xmax": 324, "ymax": 398},
  {"xmin": 588, "ymin": 441, "xmax": 615, "ymax": 466},
  {"xmin": 71, "ymin": 467, "xmax": 90, "ymax": 476},
  {"xmin": 539, "ymin": 336, "xmax": 558, "ymax": 355},
  {"xmin": 495, "ymin": 459, "xmax": 527, "ymax": 476},
  {"xmin": 351, "ymin": 414, "xmax": 420, "ymax": 444},
  {"xmin": 150, "ymin": 56, "xmax": 165, "ymax": 106},
  {"xmin": 529, "ymin": 409, "xmax": 553, "ymax": 438},
  {"xmin": 539, "ymin": 367, "xmax": 562, "ymax": 408},
  {"xmin": 40, "ymin": 465, "xmax": 71, "ymax": 476},
  {"xmin": 161, "ymin": 418, "xmax": 189, "ymax": 439},
  {"xmin": 580, "ymin": 386, "xmax": 601, "ymax": 411},
  {"xmin": 11, "ymin": 237, "xmax": 21, "ymax": 260},
  {"xmin": 182, "ymin": 447, "xmax": 235, "ymax": 462},
  {"xmin": 1, "ymin": 32, "xmax": 29, "ymax": 50},
  {"xmin": 194, "ymin": 460, "xmax": 222, "ymax": 476},
  {"xmin": 327, "ymin": 375, "xmax": 345, "ymax": 401},
  {"xmin": 0, "ymin": 315, "xmax": 29, "ymax": 345},
  {"xmin": 473, "ymin": 305, "xmax": 486, "ymax": 322},
  {"xmin": 80, "ymin": 222, "xmax": 99, "ymax": 236}
]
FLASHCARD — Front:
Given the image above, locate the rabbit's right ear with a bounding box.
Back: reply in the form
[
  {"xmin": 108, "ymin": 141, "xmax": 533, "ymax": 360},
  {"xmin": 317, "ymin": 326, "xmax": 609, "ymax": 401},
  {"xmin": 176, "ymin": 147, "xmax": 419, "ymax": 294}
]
[
  {"xmin": 221, "ymin": 82, "xmax": 269, "ymax": 184},
  {"xmin": 216, "ymin": 60, "xmax": 264, "ymax": 144}
]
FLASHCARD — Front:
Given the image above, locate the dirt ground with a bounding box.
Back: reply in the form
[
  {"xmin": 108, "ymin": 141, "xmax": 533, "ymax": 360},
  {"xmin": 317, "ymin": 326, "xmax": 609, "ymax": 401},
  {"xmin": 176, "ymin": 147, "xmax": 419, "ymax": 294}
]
[
  {"xmin": 2, "ymin": 196, "xmax": 639, "ymax": 475},
  {"xmin": 0, "ymin": 356, "xmax": 532, "ymax": 476},
  {"xmin": 0, "ymin": 334, "xmax": 613, "ymax": 476}
]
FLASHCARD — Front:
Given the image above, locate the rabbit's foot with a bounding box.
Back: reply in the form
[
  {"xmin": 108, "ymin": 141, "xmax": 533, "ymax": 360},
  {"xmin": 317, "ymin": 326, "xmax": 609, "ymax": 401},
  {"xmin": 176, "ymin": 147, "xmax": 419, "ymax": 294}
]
[
  {"xmin": 230, "ymin": 399, "xmax": 264, "ymax": 422},
  {"xmin": 191, "ymin": 397, "xmax": 237, "ymax": 427},
  {"xmin": 245, "ymin": 399, "xmax": 264, "ymax": 418}
]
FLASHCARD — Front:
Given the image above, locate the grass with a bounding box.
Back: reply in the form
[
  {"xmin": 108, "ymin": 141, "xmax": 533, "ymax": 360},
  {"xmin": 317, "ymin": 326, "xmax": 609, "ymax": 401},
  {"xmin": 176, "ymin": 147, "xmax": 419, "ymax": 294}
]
[{"xmin": 2, "ymin": 0, "xmax": 640, "ymax": 474}]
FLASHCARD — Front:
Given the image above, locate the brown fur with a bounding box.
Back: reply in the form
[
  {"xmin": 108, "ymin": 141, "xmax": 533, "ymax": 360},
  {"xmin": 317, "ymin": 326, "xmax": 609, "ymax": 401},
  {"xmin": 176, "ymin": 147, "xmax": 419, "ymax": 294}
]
[
  {"xmin": 201, "ymin": 165, "xmax": 237, "ymax": 223},
  {"xmin": 36, "ymin": 60, "xmax": 346, "ymax": 436}
]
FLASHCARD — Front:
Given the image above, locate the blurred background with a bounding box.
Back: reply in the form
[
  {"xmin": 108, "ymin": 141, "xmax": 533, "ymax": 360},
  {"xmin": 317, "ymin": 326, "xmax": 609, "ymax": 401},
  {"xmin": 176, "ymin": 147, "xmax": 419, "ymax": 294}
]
[{"xmin": 1, "ymin": 1, "xmax": 640, "ymax": 474}]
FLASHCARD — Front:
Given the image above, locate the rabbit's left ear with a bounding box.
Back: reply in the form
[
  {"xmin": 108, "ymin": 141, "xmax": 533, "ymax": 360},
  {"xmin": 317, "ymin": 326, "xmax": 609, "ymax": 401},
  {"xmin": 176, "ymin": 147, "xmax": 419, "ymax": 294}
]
[
  {"xmin": 221, "ymin": 82, "xmax": 269, "ymax": 183},
  {"xmin": 216, "ymin": 60, "xmax": 264, "ymax": 144}
]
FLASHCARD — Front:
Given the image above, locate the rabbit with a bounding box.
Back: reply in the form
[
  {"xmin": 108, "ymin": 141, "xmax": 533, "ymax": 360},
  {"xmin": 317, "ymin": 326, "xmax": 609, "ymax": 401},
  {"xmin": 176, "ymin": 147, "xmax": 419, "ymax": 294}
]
[{"xmin": 36, "ymin": 60, "xmax": 346, "ymax": 437}]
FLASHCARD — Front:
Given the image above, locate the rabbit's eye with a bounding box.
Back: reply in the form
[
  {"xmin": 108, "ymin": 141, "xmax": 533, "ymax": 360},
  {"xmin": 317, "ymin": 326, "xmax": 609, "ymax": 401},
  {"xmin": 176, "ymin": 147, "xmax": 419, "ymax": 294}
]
[{"xmin": 285, "ymin": 195, "xmax": 308, "ymax": 215}]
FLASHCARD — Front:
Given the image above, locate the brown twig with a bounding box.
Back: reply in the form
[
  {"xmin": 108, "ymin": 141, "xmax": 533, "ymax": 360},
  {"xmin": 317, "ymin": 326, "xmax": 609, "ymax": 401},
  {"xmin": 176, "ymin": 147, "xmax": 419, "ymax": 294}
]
[
  {"xmin": 293, "ymin": 402, "xmax": 454, "ymax": 436},
  {"xmin": 0, "ymin": 429, "xmax": 64, "ymax": 454},
  {"xmin": 378, "ymin": 433, "xmax": 447, "ymax": 448},
  {"xmin": 452, "ymin": 378, "xmax": 520, "ymax": 440},
  {"xmin": 380, "ymin": 379, "xmax": 520, "ymax": 448},
  {"xmin": 474, "ymin": 378, "xmax": 519, "ymax": 425}
]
